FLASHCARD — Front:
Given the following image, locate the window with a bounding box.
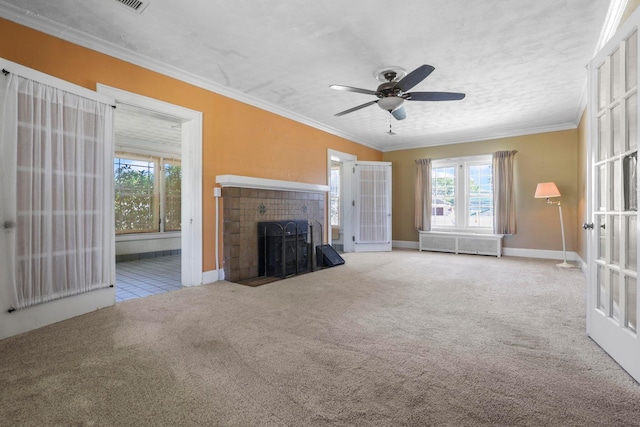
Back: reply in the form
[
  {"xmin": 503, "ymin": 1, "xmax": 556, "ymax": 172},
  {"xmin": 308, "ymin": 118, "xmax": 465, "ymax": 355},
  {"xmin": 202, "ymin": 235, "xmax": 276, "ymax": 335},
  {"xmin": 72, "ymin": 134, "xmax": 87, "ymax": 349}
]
[
  {"xmin": 431, "ymin": 155, "xmax": 493, "ymax": 230},
  {"xmin": 432, "ymin": 165, "xmax": 456, "ymax": 226},
  {"xmin": 114, "ymin": 152, "xmax": 181, "ymax": 234},
  {"xmin": 164, "ymin": 159, "xmax": 182, "ymax": 231}
]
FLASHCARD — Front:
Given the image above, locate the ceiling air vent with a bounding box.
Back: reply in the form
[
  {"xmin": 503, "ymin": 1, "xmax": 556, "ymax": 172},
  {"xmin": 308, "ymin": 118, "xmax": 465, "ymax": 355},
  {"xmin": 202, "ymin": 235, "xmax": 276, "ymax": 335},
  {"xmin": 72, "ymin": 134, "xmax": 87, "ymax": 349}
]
[{"xmin": 114, "ymin": 0, "xmax": 150, "ymax": 14}]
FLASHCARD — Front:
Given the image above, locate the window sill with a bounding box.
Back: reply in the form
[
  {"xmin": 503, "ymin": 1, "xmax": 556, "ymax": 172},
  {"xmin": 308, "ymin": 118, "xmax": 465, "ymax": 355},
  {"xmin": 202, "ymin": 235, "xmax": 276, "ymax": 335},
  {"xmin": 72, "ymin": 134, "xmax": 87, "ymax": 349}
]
[{"xmin": 116, "ymin": 232, "xmax": 181, "ymax": 242}]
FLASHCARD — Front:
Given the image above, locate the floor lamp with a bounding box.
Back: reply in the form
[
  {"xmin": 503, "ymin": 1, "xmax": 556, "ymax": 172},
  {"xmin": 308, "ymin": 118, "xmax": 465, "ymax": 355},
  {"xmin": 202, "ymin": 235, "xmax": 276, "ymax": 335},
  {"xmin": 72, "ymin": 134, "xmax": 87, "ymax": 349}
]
[{"xmin": 534, "ymin": 182, "xmax": 573, "ymax": 268}]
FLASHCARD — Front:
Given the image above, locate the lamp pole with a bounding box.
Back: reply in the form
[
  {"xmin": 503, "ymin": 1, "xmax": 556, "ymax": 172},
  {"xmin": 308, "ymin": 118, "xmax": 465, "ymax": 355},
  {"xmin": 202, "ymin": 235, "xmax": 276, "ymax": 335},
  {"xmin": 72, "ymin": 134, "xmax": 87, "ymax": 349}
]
[
  {"xmin": 547, "ymin": 198, "xmax": 572, "ymax": 268},
  {"xmin": 534, "ymin": 182, "xmax": 573, "ymax": 268}
]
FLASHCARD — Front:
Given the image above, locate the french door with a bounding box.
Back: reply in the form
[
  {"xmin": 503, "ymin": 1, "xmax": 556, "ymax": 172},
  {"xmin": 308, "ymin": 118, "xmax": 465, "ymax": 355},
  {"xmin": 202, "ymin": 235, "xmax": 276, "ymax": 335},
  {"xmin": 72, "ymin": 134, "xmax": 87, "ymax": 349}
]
[
  {"xmin": 343, "ymin": 161, "xmax": 392, "ymax": 252},
  {"xmin": 587, "ymin": 9, "xmax": 640, "ymax": 382},
  {"xmin": 0, "ymin": 60, "xmax": 114, "ymax": 310}
]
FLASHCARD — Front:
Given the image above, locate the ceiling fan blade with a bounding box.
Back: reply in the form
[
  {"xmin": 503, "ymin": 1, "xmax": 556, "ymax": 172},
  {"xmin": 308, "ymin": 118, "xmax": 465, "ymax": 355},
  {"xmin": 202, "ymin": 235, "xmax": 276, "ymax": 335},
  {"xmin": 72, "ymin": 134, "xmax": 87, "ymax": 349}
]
[
  {"xmin": 406, "ymin": 92, "xmax": 466, "ymax": 101},
  {"xmin": 334, "ymin": 100, "xmax": 378, "ymax": 116},
  {"xmin": 395, "ymin": 64, "xmax": 435, "ymax": 92},
  {"xmin": 391, "ymin": 106, "xmax": 407, "ymax": 121},
  {"xmin": 329, "ymin": 85, "xmax": 378, "ymax": 96}
]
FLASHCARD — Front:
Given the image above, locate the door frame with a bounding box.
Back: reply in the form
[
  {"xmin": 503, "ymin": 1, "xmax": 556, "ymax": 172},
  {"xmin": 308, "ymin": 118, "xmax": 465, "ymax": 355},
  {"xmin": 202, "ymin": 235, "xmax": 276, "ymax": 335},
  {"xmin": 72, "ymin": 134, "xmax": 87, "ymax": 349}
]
[
  {"xmin": 97, "ymin": 84, "xmax": 203, "ymax": 287},
  {"xmin": 327, "ymin": 149, "xmax": 357, "ymax": 250}
]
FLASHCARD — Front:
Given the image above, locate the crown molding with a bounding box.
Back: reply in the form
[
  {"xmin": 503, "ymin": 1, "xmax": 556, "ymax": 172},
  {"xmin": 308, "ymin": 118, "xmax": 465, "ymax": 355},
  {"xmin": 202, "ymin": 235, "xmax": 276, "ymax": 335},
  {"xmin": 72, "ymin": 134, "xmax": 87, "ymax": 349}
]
[
  {"xmin": 571, "ymin": 0, "xmax": 627, "ymax": 126},
  {"xmin": 0, "ymin": 1, "xmax": 381, "ymax": 152},
  {"xmin": 573, "ymin": 77, "xmax": 588, "ymax": 125},
  {"xmin": 594, "ymin": 0, "xmax": 628, "ymax": 55},
  {"xmin": 382, "ymin": 122, "xmax": 578, "ymax": 152},
  {"xmin": 0, "ymin": 1, "xmax": 615, "ymax": 154}
]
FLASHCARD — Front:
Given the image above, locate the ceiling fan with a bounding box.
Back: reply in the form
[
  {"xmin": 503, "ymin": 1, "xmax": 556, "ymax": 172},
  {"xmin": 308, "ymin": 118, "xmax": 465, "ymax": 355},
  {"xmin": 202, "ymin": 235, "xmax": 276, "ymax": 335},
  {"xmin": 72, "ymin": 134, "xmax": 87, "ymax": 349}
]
[{"xmin": 330, "ymin": 64, "xmax": 465, "ymax": 121}]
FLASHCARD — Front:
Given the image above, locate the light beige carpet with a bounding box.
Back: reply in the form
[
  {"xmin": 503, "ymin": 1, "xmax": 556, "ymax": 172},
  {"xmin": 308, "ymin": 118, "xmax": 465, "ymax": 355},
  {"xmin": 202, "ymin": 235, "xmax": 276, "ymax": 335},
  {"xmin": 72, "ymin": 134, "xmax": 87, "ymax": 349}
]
[{"xmin": 1, "ymin": 250, "xmax": 639, "ymax": 426}]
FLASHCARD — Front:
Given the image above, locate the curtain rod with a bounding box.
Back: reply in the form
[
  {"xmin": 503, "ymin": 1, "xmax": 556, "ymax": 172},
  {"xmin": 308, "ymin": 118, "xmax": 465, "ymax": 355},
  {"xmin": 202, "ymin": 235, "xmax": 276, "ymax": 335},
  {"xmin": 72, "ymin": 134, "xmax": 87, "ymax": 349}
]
[{"xmin": 0, "ymin": 68, "xmax": 116, "ymax": 108}]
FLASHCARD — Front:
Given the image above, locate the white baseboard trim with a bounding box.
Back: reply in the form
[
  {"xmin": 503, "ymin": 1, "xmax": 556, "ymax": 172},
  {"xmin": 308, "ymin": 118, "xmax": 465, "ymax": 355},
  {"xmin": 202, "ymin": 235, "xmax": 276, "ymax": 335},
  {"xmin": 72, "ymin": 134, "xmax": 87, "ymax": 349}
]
[
  {"xmin": 499, "ymin": 247, "xmax": 580, "ymax": 261},
  {"xmin": 392, "ymin": 240, "xmax": 419, "ymax": 250},
  {"xmin": 574, "ymin": 254, "xmax": 587, "ymax": 275},
  {"xmin": 0, "ymin": 287, "xmax": 115, "ymax": 340},
  {"xmin": 393, "ymin": 240, "xmax": 581, "ymax": 264},
  {"xmin": 202, "ymin": 269, "xmax": 224, "ymax": 284}
]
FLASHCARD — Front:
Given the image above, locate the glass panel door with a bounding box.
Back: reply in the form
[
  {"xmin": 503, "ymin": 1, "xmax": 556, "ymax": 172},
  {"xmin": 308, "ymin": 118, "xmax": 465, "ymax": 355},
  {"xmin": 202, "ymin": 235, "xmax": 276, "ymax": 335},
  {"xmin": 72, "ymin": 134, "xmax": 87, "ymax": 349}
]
[
  {"xmin": 352, "ymin": 162, "xmax": 392, "ymax": 252},
  {"xmin": 589, "ymin": 25, "xmax": 640, "ymax": 382}
]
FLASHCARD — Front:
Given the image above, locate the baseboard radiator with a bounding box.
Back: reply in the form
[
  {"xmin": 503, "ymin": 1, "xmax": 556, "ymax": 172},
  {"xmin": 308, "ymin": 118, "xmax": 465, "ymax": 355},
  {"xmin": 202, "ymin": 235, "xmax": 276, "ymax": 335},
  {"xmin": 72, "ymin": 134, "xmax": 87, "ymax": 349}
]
[{"xmin": 419, "ymin": 231, "xmax": 503, "ymax": 257}]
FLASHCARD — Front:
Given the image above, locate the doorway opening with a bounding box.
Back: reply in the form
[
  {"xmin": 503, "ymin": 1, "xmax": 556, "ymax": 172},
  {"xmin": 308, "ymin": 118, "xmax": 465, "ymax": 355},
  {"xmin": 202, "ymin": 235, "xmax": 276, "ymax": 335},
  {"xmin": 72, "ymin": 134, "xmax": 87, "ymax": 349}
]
[
  {"xmin": 113, "ymin": 104, "xmax": 184, "ymax": 301},
  {"xmin": 327, "ymin": 149, "xmax": 357, "ymax": 252},
  {"xmin": 97, "ymin": 84, "xmax": 204, "ymax": 301}
]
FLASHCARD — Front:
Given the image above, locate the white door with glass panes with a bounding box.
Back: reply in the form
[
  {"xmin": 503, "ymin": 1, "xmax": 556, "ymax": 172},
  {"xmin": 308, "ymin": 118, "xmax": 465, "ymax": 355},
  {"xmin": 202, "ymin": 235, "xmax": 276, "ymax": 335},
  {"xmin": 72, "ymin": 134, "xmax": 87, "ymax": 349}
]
[
  {"xmin": 587, "ymin": 10, "xmax": 640, "ymax": 382},
  {"xmin": 328, "ymin": 150, "xmax": 357, "ymax": 251},
  {"xmin": 344, "ymin": 161, "xmax": 392, "ymax": 252}
]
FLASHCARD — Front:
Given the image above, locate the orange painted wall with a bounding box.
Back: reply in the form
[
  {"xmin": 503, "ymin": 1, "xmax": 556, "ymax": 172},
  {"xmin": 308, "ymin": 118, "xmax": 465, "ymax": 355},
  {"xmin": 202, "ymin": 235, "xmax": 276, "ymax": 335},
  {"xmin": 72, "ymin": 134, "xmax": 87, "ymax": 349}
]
[{"xmin": 0, "ymin": 18, "xmax": 382, "ymax": 272}]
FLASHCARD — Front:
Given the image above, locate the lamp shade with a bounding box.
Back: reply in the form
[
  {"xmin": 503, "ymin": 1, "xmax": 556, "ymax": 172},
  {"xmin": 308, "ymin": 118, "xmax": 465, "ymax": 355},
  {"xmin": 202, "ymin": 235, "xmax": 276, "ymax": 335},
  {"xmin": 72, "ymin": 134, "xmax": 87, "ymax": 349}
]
[
  {"xmin": 377, "ymin": 96, "xmax": 404, "ymax": 112},
  {"xmin": 534, "ymin": 182, "xmax": 561, "ymax": 198}
]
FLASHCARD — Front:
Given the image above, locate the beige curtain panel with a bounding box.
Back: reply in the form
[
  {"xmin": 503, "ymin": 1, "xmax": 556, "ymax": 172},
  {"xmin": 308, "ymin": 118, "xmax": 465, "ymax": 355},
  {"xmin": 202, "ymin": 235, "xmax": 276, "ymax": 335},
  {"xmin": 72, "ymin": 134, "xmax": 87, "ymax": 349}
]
[
  {"xmin": 492, "ymin": 150, "xmax": 517, "ymax": 235},
  {"xmin": 414, "ymin": 158, "xmax": 432, "ymax": 231}
]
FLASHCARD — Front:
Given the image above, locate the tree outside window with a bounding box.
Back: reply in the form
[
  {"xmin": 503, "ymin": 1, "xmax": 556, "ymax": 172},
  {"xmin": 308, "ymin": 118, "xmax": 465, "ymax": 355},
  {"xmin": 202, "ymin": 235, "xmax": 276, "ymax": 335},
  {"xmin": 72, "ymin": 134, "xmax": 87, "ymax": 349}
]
[
  {"xmin": 114, "ymin": 153, "xmax": 181, "ymax": 234},
  {"xmin": 164, "ymin": 160, "xmax": 182, "ymax": 231}
]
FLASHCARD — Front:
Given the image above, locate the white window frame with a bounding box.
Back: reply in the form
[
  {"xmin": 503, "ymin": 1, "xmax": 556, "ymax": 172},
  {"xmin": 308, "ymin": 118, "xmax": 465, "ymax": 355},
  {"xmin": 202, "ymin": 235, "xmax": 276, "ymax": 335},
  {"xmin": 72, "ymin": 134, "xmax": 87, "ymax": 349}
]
[
  {"xmin": 431, "ymin": 154, "xmax": 493, "ymax": 233},
  {"xmin": 98, "ymin": 84, "xmax": 203, "ymax": 288}
]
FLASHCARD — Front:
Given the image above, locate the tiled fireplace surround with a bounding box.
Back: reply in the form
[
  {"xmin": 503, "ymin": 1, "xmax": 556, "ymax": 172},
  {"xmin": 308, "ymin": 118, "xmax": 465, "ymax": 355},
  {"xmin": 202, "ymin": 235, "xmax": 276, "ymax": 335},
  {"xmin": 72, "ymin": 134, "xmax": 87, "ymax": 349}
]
[{"xmin": 219, "ymin": 176, "xmax": 327, "ymax": 283}]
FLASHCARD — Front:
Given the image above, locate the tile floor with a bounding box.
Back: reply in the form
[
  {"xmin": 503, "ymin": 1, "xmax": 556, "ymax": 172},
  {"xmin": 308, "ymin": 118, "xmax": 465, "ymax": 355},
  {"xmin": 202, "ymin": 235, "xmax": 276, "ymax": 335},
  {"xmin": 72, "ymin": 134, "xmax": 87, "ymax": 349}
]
[{"xmin": 116, "ymin": 254, "xmax": 182, "ymax": 302}]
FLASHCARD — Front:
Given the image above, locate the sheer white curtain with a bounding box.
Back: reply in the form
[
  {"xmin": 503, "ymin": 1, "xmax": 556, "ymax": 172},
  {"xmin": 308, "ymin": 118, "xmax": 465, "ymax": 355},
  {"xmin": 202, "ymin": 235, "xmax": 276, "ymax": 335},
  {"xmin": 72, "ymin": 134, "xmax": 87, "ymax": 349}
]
[
  {"xmin": 0, "ymin": 73, "xmax": 113, "ymax": 310},
  {"xmin": 414, "ymin": 158, "xmax": 431, "ymax": 231},
  {"xmin": 492, "ymin": 150, "xmax": 517, "ymax": 235},
  {"xmin": 358, "ymin": 164, "xmax": 391, "ymax": 243}
]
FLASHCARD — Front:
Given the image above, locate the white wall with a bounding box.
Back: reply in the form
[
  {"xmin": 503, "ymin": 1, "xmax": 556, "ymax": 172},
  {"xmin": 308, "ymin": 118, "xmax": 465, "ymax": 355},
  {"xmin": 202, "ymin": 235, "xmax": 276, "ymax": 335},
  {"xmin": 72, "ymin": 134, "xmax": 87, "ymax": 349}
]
[
  {"xmin": 0, "ymin": 287, "xmax": 115, "ymax": 340},
  {"xmin": 116, "ymin": 235, "xmax": 181, "ymax": 255}
]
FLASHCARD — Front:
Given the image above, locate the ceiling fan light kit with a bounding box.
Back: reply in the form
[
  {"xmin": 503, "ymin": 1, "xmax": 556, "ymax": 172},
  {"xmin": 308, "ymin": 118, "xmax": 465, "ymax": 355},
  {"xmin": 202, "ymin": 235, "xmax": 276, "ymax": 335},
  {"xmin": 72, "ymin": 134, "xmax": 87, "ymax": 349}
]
[
  {"xmin": 378, "ymin": 96, "xmax": 404, "ymax": 112},
  {"xmin": 331, "ymin": 64, "xmax": 465, "ymax": 126}
]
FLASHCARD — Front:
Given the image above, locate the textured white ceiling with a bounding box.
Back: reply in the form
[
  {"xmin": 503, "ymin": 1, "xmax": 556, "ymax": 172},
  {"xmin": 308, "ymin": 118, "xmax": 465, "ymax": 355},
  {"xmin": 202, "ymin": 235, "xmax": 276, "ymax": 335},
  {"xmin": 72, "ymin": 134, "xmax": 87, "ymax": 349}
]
[
  {"xmin": 114, "ymin": 104, "xmax": 182, "ymax": 156},
  {"xmin": 0, "ymin": 0, "xmax": 614, "ymax": 151}
]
